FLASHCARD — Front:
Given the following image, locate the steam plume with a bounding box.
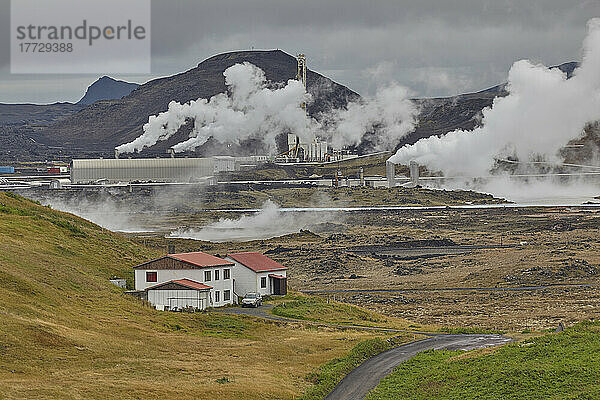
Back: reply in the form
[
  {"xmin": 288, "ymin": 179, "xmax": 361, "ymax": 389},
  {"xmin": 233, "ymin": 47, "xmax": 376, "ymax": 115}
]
[
  {"xmin": 168, "ymin": 200, "xmax": 338, "ymax": 242},
  {"xmin": 116, "ymin": 62, "xmax": 316, "ymax": 154},
  {"xmin": 324, "ymin": 83, "xmax": 418, "ymax": 150},
  {"xmin": 116, "ymin": 62, "xmax": 418, "ymax": 154},
  {"xmin": 389, "ymin": 18, "xmax": 600, "ymax": 176}
]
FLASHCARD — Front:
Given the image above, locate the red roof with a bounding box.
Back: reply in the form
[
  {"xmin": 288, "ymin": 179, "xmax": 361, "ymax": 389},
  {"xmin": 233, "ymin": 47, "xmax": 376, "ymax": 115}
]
[
  {"xmin": 269, "ymin": 274, "xmax": 286, "ymax": 279},
  {"xmin": 227, "ymin": 252, "xmax": 287, "ymax": 272},
  {"xmin": 146, "ymin": 278, "xmax": 212, "ymax": 291},
  {"xmin": 169, "ymin": 252, "xmax": 233, "ymax": 267}
]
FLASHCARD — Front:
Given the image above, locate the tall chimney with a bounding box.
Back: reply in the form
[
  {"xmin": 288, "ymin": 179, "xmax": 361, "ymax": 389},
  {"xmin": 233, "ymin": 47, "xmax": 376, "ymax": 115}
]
[
  {"xmin": 409, "ymin": 160, "xmax": 420, "ymax": 186},
  {"xmin": 168, "ymin": 244, "xmax": 175, "ymax": 254},
  {"xmin": 386, "ymin": 161, "xmax": 396, "ymax": 188}
]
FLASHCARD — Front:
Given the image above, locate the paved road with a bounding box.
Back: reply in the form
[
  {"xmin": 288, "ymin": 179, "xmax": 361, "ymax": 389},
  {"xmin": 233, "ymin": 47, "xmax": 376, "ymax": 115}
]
[
  {"xmin": 325, "ymin": 334, "xmax": 512, "ymax": 400},
  {"xmin": 213, "ymin": 305, "xmax": 513, "ymax": 400}
]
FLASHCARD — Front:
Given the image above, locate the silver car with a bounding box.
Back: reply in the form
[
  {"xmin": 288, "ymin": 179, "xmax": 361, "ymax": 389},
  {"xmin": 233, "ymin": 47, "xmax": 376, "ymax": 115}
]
[{"xmin": 241, "ymin": 292, "xmax": 262, "ymax": 308}]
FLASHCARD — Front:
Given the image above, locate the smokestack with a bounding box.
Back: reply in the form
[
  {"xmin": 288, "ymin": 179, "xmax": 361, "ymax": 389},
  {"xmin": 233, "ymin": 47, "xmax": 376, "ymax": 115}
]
[
  {"xmin": 409, "ymin": 160, "xmax": 420, "ymax": 186},
  {"xmin": 168, "ymin": 244, "xmax": 175, "ymax": 254},
  {"xmin": 386, "ymin": 160, "xmax": 396, "ymax": 188},
  {"xmin": 359, "ymin": 167, "xmax": 365, "ymax": 186}
]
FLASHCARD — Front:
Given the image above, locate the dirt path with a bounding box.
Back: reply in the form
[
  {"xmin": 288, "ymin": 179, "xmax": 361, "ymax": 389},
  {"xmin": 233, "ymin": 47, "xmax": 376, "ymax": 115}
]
[{"xmin": 325, "ymin": 334, "xmax": 512, "ymax": 400}]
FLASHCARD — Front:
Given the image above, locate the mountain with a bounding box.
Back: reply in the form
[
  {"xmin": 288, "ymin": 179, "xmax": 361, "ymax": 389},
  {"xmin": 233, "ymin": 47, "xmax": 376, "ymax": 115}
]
[
  {"xmin": 398, "ymin": 62, "xmax": 580, "ymax": 148},
  {"xmin": 77, "ymin": 76, "xmax": 139, "ymax": 105},
  {"xmin": 39, "ymin": 50, "xmax": 359, "ymax": 155},
  {"xmin": 0, "ymin": 102, "xmax": 84, "ymax": 127}
]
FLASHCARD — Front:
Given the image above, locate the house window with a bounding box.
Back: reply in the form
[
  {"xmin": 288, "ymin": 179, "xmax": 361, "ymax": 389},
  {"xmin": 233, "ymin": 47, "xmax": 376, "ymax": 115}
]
[
  {"xmin": 224, "ymin": 269, "xmax": 231, "ymax": 279},
  {"xmin": 215, "ymin": 269, "xmax": 220, "ymax": 280},
  {"xmin": 215, "ymin": 291, "xmax": 220, "ymax": 302},
  {"xmin": 224, "ymin": 290, "xmax": 231, "ymax": 301},
  {"xmin": 260, "ymin": 277, "xmax": 267, "ymax": 288},
  {"xmin": 146, "ymin": 271, "xmax": 157, "ymax": 282},
  {"xmin": 205, "ymin": 270, "xmax": 211, "ymax": 281}
]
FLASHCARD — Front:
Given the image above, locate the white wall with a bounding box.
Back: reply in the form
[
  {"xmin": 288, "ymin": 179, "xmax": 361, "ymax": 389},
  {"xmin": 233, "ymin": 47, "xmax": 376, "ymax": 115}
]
[
  {"xmin": 227, "ymin": 259, "xmax": 256, "ymax": 297},
  {"xmin": 226, "ymin": 258, "xmax": 287, "ymax": 297},
  {"xmin": 147, "ymin": 289, "xmax": 209, "ymax": 311},
  {"xmin": 135, "ymin": 266, "xmax": 234, "ymax": 307}
]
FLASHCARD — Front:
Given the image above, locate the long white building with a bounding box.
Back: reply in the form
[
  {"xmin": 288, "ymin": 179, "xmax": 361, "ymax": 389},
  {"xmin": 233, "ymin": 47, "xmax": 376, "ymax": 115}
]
[{"xmin": 70, "ymin": 158, "xmax": 215, "ymax": 184}]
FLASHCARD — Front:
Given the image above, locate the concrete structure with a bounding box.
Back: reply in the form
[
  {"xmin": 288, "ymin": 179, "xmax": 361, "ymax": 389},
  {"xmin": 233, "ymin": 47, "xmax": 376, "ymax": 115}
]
[
  {"xmin": 70, "ymin": 158, "xmax": 215, "ymax": 184},
  {"xmin": 386, "ymin": 160, "xmax": 396, "ymax": 188},
  {"xmin": 226, "ymin": 252, "xmax": 287, "ymax": 297},
  {"xmin": 133, "ymin": 252, "xmax": 234, "ymax": 310},
  {"xmin": 213, "ymin": 156, "xmax": 236, "ymax": 173},
  {"xmin": 109, "ymin": 278, "xmax": 127, "ymax": 288},
  {"xmin": 408, "ymin": 160, "xmax": 420, "ymax": 187},
  {"xmin": 146, "ymin": 279, "xmax": 212, "ymax": 311},
  {"xmin": 49, "ymin": 178, "xmax": 71, "ymax": 189}
]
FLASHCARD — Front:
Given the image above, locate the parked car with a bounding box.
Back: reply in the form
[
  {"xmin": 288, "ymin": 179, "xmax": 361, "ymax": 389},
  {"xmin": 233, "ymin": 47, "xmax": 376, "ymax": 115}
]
[{"xmin": 241, "ymin": 292, "xmax": 262, "ymax": 308}]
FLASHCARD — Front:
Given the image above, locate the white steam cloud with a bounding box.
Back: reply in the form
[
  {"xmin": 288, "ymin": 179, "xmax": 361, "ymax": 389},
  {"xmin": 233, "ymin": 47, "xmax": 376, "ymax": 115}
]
[
  {"xmin": 116, "ymin": 62, "xmax": 418, "ymax": 154},
  {"xmin": 43, "ymin": 197, "xmax": 150, "ymax": 233},
  {"xmin": 389, "ymin": 18, "xmax": 600, "ymax": 177},
  {"xmin": 324, "ymin": 83, "xmax": 418, "ymax": 149},
  {"xmin": 168, "ymin": 200, "xmax": 339, "ymax": 242},
  {"xmin": 116, "ymin": 62, "xmax": 316, "ymax": 154}
]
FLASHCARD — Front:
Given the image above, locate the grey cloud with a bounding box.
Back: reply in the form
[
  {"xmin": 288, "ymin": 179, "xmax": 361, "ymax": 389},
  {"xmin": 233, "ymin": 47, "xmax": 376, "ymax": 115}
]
[{"xmin": 0, "ymin": 0, "xmax": 599, "ymax": 102}]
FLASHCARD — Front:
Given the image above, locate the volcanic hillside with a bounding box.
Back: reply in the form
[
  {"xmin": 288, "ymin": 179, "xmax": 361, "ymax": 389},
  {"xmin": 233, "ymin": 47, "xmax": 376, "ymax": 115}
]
[
  {"xmin": 38, "ymin": 50, "xmax": 360, "ymax": 155},
  {"xmin": 400, "ymin": 62, "xmax": 580, "ymax": 148}
]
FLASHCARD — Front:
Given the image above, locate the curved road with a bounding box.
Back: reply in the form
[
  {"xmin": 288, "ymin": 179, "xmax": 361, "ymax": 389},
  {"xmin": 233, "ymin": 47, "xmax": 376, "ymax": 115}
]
[
  {"xmin": 214, "ymin": 305, "xmax": 513, "ymax": 400},
  {"xmin": 325, "ymin": 334, "xmax": 512, "ymax": 400}
]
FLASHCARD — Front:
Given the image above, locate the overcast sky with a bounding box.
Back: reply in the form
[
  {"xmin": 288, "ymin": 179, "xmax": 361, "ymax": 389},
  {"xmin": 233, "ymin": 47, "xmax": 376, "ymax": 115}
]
[{"xmin": 1, "ymin": 0, "xmax": 599, "ymax": 104}]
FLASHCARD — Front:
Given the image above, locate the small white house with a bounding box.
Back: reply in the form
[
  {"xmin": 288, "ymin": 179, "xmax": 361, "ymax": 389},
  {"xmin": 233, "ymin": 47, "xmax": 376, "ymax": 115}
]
[
  {"xmin": 132, "ymin": 252, "xmax": 235, "ymax": 310},
  {"xmin": 226, "ymin": 252, "xmax": 288, "ymax": 297},
  {"xmin": 146, "ymin": 278, "xmax": 212, "ymax": 311}
]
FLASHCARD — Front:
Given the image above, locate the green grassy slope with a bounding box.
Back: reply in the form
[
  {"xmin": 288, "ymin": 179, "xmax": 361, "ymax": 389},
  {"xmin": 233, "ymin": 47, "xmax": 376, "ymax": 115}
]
[
  {"xmin": 0, "ymin": 192, "xmax": 386, "ymax": 399},
  {"xmin": 367, "ymin": 321, "xmax": 600, "ymax": 400}
]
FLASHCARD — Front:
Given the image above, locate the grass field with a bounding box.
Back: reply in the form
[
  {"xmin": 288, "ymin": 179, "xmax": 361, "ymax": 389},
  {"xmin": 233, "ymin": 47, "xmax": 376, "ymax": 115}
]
[
  {"xmin": 0, "ymin": 192, "xmax": 401, "ymax": 399},
  {"xmin": 271, "ymin": 294, "xmax": 429, "ymax": 331},
  {"xmin": 366, "ymin": 320, "xmax": 600, "ymax": 399}
]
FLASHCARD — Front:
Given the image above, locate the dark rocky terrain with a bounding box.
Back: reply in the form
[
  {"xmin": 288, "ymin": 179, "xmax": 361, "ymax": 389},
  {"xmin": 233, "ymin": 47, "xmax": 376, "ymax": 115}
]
[
  {"xmin": 0, "ymin": 102, "xmax": 84, "ymax": 127},
  {"xmin": 77, "ymin": 76, "xmax": 139, "ymax": 105}
]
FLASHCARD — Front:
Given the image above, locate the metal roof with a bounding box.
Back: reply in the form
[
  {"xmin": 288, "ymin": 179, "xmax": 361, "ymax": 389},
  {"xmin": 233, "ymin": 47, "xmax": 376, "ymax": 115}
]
[
  {"xmin": 132, "ymin": 252, "xmax": 234, "ymax": 270},
  {"xmin": 227, "ymin": 252, "xmax": 287, "ymax": 272},
  {"xmin": 146, "ymin": 278, "xmax": 212, "ymax": 291},
  {"xmin": 70, "ymin": 158, "xmax": 214, "ymax": 183},
  {"xmin": 169, "ymin": 252, "xmax": 234, "ymax": 267}
]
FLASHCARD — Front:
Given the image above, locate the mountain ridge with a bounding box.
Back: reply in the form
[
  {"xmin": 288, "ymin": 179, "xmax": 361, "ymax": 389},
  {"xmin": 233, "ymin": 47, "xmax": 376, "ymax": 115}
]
[{"xmin": 77, "ymin": 76, "xmax": 139, "ymax": 106}]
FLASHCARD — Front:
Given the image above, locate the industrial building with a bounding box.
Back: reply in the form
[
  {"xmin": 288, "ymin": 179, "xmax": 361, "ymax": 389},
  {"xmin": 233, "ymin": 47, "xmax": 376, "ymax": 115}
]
[
  {"xmin": 70, "ymin": 158, "xmax": 215, "ymax": 184},
  {"xmin": 277, "ymin": 54, "xmax": 356, "ymax": 164}
]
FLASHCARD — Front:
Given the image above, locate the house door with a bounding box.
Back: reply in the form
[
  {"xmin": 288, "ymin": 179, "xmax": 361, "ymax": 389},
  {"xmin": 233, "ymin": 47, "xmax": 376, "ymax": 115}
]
[{"xmin": 271, "ymin": 277, "xmax": 287, "ymax": 295}]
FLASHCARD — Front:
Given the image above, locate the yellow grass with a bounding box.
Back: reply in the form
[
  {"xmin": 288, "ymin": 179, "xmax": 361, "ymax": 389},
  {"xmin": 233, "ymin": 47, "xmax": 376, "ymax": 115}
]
[{"xmin": 0, "ymin": 192, "xmax": 390, "ymax": 399}]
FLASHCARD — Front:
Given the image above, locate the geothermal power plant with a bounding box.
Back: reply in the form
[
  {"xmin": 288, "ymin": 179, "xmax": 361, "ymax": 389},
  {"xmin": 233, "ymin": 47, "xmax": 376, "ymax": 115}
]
[{"xmin": 47, "ymin": 54, "xmax": 359, "ymax": 188}]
